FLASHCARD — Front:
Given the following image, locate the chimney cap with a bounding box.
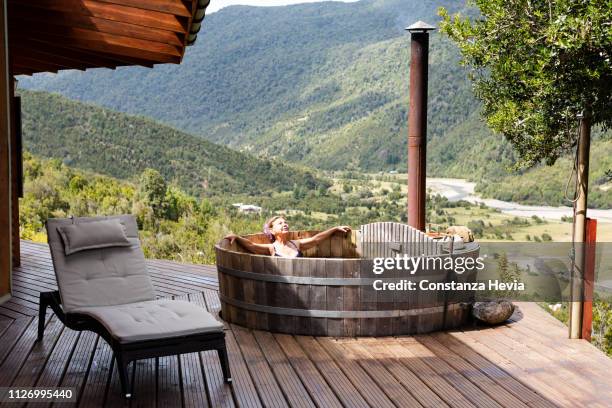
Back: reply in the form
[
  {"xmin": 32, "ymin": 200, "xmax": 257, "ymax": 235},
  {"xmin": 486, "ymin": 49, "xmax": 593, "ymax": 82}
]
[{"xmin": 406, "ymin": 21, "xmax": 436, "ymax": 32}]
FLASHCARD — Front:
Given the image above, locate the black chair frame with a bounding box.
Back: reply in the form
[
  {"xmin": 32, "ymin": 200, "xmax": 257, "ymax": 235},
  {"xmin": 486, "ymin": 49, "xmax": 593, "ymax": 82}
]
[{"xmin": 37, "ymin": 291, "xmax": 232, "ymax": 398}]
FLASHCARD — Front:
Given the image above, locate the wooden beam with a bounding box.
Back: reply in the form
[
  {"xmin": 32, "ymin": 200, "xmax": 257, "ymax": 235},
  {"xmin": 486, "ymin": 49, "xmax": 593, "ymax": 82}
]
[
  {"xmin": 12, "ymin": 61, "xmax": 58, "ymax": 75},
  {"xmin": 11, "ymin": 0, "xmax": 189, "ymax": 33},
  {"xmin": 10, "ymin": 38, "xmax": 132, "ymax": 69},
  {"xmin": 93, "ymin": 0, "xmax": 193, "ymax": 17},
  {"xmin": 20, "ymin": 44, "xmax": 153, "ymax": 70},
  {"xmin": 10, "ymin": 22, "xmax": 183, "ymax": 58},
  {"xmin": 0, "ymin": 0, "xmax": 12, "ymax": 299},
  {"xmin": 10, "ymin": 55, "xmax": 74, "ymax": 72},
  {"xmin": 8, "ymin": 5, "xmax": 185, "ymax": 47},
  {"xmin": 14, "ymin": 34, "xmax": 176, "ymax": 68},
  {"xmin": 9, "ymin": 49, "xmax": 97, "ymax": 71},
  {"xmin": 10, "ymin": 67, "xmax": 34, "ymax": 76},
  {"xmin": 14, "ymin": 31, "xmax": 182, "ymax": 66}
]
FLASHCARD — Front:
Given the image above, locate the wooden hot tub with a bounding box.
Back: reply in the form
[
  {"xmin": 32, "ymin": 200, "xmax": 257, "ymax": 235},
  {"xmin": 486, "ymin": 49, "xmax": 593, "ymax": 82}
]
[{"xmin": 215, "ymin": 225, "xmax": 479, "ymax": 337}]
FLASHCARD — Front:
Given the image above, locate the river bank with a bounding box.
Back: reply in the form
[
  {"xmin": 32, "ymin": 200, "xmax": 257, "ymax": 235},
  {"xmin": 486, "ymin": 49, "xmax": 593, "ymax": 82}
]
[{"xmin": 427, "ymin": 178, "xmax": 612, "ymax": 224}]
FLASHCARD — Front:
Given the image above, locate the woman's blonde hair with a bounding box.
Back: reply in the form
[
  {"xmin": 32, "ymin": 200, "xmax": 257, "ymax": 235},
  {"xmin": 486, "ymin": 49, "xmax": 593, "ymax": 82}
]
[{"xmin": 263, "ymin": 215, "xmax": 284, "ymax": 242}]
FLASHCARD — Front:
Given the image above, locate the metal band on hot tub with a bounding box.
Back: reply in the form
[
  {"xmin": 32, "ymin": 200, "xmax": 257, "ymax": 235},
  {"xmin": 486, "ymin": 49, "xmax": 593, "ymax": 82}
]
[
  {"xmin": 219, "ymin": 292, "xmax": 470, "ymax": 318},
  {"xmin": 216, "ymin": 265, "xmax": 442, "ymax": 286}
]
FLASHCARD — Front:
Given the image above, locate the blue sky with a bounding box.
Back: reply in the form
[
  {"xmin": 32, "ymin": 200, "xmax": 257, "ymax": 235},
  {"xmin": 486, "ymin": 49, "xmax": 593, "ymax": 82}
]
[{"xmin": 207, "ymin": 0, "xmax": 359, "ymax": 13}]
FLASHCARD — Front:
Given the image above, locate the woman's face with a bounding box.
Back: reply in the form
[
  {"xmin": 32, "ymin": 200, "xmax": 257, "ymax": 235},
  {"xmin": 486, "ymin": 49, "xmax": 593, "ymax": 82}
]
[{"xmin": 271, "ymin": 217, "xmax": 289, "ymax": 235}]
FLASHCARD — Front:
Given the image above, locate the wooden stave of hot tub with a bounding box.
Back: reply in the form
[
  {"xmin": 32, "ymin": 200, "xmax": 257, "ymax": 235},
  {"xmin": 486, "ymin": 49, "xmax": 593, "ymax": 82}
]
[{"xmin": 215, "ymin": 231, "xmax": 479, "ymax": 337}]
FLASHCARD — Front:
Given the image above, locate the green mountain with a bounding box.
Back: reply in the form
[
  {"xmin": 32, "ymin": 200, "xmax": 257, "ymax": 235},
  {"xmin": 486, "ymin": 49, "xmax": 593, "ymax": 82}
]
[
  {"xmin": 18, "ymin": 0, "xmax": 611, "ymax": 207},
  {"xmin": 18, "ymin": 0, "xmax": 473, "ymax": 171},
  {"xmin": 19, "ymin": 90, "xmax": 321, "ymax": 197}
]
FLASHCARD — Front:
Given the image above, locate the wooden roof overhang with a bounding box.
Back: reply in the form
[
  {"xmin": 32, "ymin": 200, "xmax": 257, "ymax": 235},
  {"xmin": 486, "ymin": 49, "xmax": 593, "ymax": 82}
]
[{"xmin": 7, "ymin": 0, "xmax": 210, "ymax": 76}]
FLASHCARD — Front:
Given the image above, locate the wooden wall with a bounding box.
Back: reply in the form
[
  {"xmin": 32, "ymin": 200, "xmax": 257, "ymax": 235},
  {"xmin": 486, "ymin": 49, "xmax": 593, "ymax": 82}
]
[
  {"xmin": 0, "ymin": 0, "xmax": 11, "ymax": 301},
  {"xmin": 9, "ymin": 89, "xmax": 18, "ymax": 266}
]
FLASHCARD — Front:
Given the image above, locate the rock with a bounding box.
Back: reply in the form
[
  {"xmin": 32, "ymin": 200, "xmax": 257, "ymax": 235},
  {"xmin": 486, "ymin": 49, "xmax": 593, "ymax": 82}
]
[
  {"xmin": 446, "ymin": 226, "xmax": 474, "ymax": 242},
  {"xmin": 473, "ymin": 300, "xmax": 515, "ymax": 324}
]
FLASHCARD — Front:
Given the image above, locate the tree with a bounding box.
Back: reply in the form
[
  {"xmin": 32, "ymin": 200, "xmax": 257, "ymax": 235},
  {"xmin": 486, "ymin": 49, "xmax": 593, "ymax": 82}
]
[
  {"xmin": 592, "ymin": 298, "xmax": 612, "ymax": 355},
  {"xmin": 133, "ymin": 168, "xmax": 169, "ymax": 229},
  {"xmin": 439, "ymin": 1, "xmax": 612, "ymax": 167},
  {"xmin": 137, "ymin": 168, "xmax": 167, "ymax": 218},
  {"xmin": 69, "ymin": 175, "xmax": 88, "ymax": 192}
]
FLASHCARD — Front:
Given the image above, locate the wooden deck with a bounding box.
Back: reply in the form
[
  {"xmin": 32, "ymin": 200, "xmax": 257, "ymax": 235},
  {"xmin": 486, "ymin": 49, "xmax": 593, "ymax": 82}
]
[{"xmin": 0, "ymin": 241, "xmax": 610, "ymax": 408}]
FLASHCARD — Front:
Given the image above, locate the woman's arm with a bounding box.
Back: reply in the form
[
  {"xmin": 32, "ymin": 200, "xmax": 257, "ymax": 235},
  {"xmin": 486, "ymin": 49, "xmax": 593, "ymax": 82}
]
[
  {"xmin": 296, "ymin": 226, "xmax": 351, "ymax": 251},
  {"xmin": 224, "ymin": 234, "xmax": 273, "ymax": 255}
]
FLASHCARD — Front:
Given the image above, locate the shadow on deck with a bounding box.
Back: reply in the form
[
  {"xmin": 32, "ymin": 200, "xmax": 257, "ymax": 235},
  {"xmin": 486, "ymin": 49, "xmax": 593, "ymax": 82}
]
[{"xmin": 0, "ymin": 241, "xmax": 610, "ymax": 407}]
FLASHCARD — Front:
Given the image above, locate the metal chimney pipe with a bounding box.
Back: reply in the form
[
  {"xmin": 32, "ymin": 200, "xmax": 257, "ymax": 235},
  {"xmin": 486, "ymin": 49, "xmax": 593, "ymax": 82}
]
[{"xmin": 406, "ymin": 21, "xmax": 434, "ymax": 231}]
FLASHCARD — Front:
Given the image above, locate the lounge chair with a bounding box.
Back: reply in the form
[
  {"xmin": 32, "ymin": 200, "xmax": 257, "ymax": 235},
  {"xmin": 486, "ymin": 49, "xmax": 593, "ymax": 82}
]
[{"xmin": 37, "ymin": 215, "xmax": 231, "ymax": 398}]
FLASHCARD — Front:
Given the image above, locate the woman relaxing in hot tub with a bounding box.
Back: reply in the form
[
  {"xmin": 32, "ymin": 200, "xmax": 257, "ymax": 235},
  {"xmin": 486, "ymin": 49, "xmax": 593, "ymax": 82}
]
[{"xmin": 224, "ymin": 216, "xmax": 351, "ymax": 258}]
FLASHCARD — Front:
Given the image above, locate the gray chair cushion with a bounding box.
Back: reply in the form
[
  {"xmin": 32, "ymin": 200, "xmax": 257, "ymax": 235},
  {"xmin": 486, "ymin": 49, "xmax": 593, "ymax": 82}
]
[
  {"xmin": 47, "ymin": 215, "xmax": 155, "ymax": 313},
  {"xmin": 73, "ymin": 299, "xmax": 224, "ymax": 343},
  {"xmin": 57, "ymin": 219, "xmax": 131, "ymax": 256}
]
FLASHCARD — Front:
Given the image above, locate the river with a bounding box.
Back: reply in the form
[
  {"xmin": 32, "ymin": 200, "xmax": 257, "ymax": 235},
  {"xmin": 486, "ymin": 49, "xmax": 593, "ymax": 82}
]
[{"xmin": 426, "ymin": 178, "xmax": 612, "ymax": 224}]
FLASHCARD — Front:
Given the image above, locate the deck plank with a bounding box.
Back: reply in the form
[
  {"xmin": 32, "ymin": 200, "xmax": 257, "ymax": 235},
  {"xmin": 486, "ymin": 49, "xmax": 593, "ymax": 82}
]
[
  {"xmin": 294, "ymin": 336, "xmax": 370, "ymax": 408},
  {"xmin": 78, "ymin": 340, "xmax": 115, "ymax": 408},
  {"xmin": 467, "ymin": 323, "xmax": 610, "ymax": 402},
  {"xmin": 343, "ymin": 339, "xmax": 424, "ymax": 407},
  {"xmin": 497, "ymin": 322, "xmax": 612, "ymax": 391},
  {"xmin": 2, "ymin": 297, "xmax": 39, "ymax": 314},
  {"xmin": 253, "ymin": 330, "xmax": 317, "ymax": 408},
  {"xmin": 10, "ymin": 288, "xmax": 40, "ymax": 304},
  {"xmin": 510, "ymin": 306, "xmax": 612, "ymax": 371},
  {"xmin": 179, "ymin": 353, "xmax": 210, "ymax": 408},
  {"xmin": 187, "ymin": 292, "xmax": 236, "ymax": 408},
  {"xmin": 450, "ymin": 330, "xmax": 580, "ymax": 407},
  {"xmin": 431, "ymin": 332, "xmax": 556, "ymax": 408},
  {"xmin": 54, "ymin": 331, "xmax": 99, "ymax": 408},
  {"xmin": 0, "ymin": 305, "xmax": 29, "ymax": 319},
  {"xmin": 415, "ymin": 335, "xmax": 528, "ymax": 408},
  {"xmin": 274, "ymin": 334, "xmax": 343, "ymax": 408},
  {"xmin": 104, "ymin": 359, "xmax": 130, "ymax": 408},
  {"xmin": 32, "ymin": 329, "xmax": 81, "ymax": 390},
  {"xmin": 173, "ymin": 294, "xmax": 211, "ymax": 408},
  {"xmin": 10, "ymin": 316, "xmax": 64, "ymax": 392},
  {"xmin": 221, "ymin": 328, "xmax": 264, "ymax": 408},
  {"xmin": 231, "ymin": 325, "xmax": 288, "ymax": 408},
  {"xmin": 157, "ymin": 355, "xmax": 182, "ymax": 407},
  {"xmin": 0, "ymin": 317, "xmax": 31, "ymax": 367},
  {"xmin": 317, "ymin": 337, "xmax": 396, "ymax": 408},
  {"xmin": 381, "ymin": 339, "xmax": 476, "ymax": 408},
  {"xmin": 359, "ymin": 338, "xmax": 449, "ymax": 408},
  {"xmin": 401, "ymin": 337, "xmax": 504, "ymax": 408},
  {"xmin": 0, "ymin": 317, "xmax": 43, "ymax": 386},
  {"xmin": 130, "ymin": 358, "xmax": 157, "ymax": 407},
  {"xmin": 0, "ymin": 318, "xmax": 14, "ymax": 339}
]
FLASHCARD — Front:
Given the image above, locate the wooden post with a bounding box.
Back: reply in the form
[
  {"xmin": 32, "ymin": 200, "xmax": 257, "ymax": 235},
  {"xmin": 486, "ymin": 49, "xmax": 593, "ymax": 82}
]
[
  {"xmin": 569, "ymin": 113, "xmax": 591, "ymax": 339},
  {"xmin": 9, "ymin": 83, "xmax": 19, "ymax": 266},
  {"xmin": 0, "ymin": 0, "xmax": 12, "ymax": 303},
  {"xmin": 581, "ymin": 218, "xmax": 596, "ymax": 341}
]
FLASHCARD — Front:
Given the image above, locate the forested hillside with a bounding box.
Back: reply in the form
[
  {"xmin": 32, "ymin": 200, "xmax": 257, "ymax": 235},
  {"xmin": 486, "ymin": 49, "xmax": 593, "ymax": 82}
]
[
  {"xmin": 18, "ymin": 0, "xmax": 611, "ymax": 207},
  {"xmin": 18, "ymin": 0, "xmax": 473, "ymax": 171},
  {"xmin": 19, "ymin": 152, "xmax": 261, "ymax": 264},
  {"xmin": 20, "ymin": 90, "xmax": 321, "ymax": 198}
]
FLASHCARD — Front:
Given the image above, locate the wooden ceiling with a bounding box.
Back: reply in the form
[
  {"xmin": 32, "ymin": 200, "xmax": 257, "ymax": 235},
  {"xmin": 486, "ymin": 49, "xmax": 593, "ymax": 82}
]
[{"xmin": 7, "ymin": 0, "xmax": 210, "ymax": 75}]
